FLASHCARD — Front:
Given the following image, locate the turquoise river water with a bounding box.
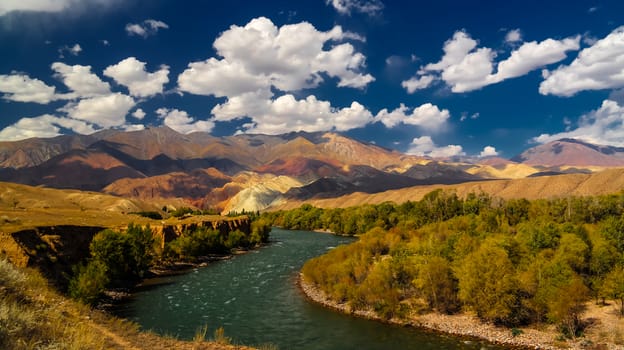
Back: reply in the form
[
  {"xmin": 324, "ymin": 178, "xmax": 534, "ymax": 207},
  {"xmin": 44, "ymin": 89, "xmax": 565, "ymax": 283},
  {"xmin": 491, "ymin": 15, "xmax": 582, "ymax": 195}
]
[{"xmin": 115, "ymin": 228, "xmax": 506, "ymax": 349}]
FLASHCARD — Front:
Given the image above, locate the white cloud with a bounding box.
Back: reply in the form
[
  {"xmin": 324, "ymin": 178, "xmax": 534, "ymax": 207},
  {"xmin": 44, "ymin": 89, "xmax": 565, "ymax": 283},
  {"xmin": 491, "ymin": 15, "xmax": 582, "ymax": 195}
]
[
  {"xmin": 401, "ymin": 75, "xmax": 435, "ymax": 93},
  {"xmin": 326, "ymin": 0, "xmax": 383, "ymax": 16},
  {"xmin": 178, "ymin": 17, "xmax": 373, "ymax": 97},
  {"xmin": 540, "ymin": 27, "xmax": 624, "ymax": 96},
  {"xmin": 51, "ymin": 62, "xmax": 111, "ymax": 98},
  {"xmin": 125, "ymin": 19, "xmax": 168, "ymax": 38},
  {"xmin": 212, "ymin": 93, "xmax": 373, "ymax": 135},
  {"xmin": 178, "ymin": 16, "xmax": 376, "ymax": 135},
  {"xmin": 407, "ymin": 136, "xmax": 465, "ymax": 158},
  {"xmin": 440, "ymin": 47, "xmax": 495, "ymax": 93},
  {"xmin": 58, "ymin": 43, "xmax": 82, "ymax": 58},
  {"xmin": 121, "ymin": 124, "xmax": 145, "ymax": 132},
  {"xmin": 413, "ymin": 31, "xmax": 496, "ymax": 93},
  {"xmin": 0, "ymin": 0, "xmax": 121, "ymax": 16},
  {"xmin": 60, "ymin": 93, "xmax": 135, "ymax": 128},
  {"xmin": 403, "ymin": 30, "xmax": 580, "ymax": 93},
  {"xmin": 178, "ymin": 58, "xmax": 269, "ymax": 98},
  {"xmin": 0, "ymin": 73, "xmax": 57, "ymax": 103},
  {"xmin": 505, "ymin": 29, "xmax": 522, "ymax": 44},
  {"xmin": 460, "ymin": 112, "xmax": 480, "ymax": 122},
  {"xmin": 0, "ymin": 115, "xmax": 61, "ymax": 140},
  {"xmin": 479, "ymin": 146, "xmax": 499, "ymax": 157},
  {"xmin": 0, "ymin": 114, "xmax": 96, "ymax": 141},
  {"xmin": 103, "ymin": 57, "xmax": 169, "ymax": 97},
  {"xmin": 156, "ymin": 108, "xmax": 214, "ymax": 134},
  {"xmin": 132, "ymin": 108, "xmax": 146, "ymax": 120},
  {"xmin": 376, "ymin": 103, "xmax": 449, "ymax": 130},
  {"xmin": 491, "ymin": 36, "xmax": 580, "ymax": 83},
  {"xmin": 533, "ymin": 99, "xmax": 624, "ymax": 146}
]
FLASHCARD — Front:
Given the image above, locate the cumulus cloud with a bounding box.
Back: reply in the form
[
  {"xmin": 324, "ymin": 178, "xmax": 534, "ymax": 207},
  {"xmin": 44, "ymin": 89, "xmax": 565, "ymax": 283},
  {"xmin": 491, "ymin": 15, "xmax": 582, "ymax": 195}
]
[
  {"xmin": 401, "ymin": 75, "xmax": 435, "ymax": 93},
  {"xmin": 178, "ymin": 16, "xmax": 376, "ymax": 134},
  {"xmin": 376, "ymin": 103, "xmax": 449, "ymax": 130},
  {"xmin": 540, "ymin": 27, "xmax": 624, "ymax": 96},
  {"xmin": 212, "ymin": 93, "xmax": 373, "ymax": 134},
  {"xmin": 505, "ymin": 29, "xmax": 522, "ymax": 44},
  {"xmin": 156, "ymin": 108, "xmax": 214, "ymax": 134},
  {"xmin": 533, "ymin": 99, "xmax": 624, "ymax": 146},
  {"xmin": 0, "ymin": 73, "xmax": 57, "ymax": 103},
  {"xmin": 125, "ymin": 19, "xmax": 168, "ymax": 38},
  {"xmin": 59, "ymin": 93, "xmax": 135, "ymax": 128},
  {"xmin": 402, "ymin": 30, "xmax": 580, "ymax": 93},
  {"xmin": 131, "ymin": 108, "xmax": 146, "ymax": 120},
  {"xmin": 406, "ymin": 136, "xmax": 465, "ymax": 158},
  {"xmin": 479, "ymin": 145, "xmax": 499, "ymax": 157},
  {"xmin": 178, "ymin": 17, "xmax": 373, "ymax": 96},
  {"xmin": 326, "ymin": 0, "xmax": 383, "ymax": 16},
  {"xmin": 491, "ymin": 37, "xmax": 580, "ymax": 83},
  {"xmin": 103, "ymin": 57, "xmax": 169, "ymax": 97},
  {"xmin": 52, "ymin": 62, "xmax": 111, "ymax": 98},
  {"xmin": 0, "ymin": 114, "xmax": 96, "ymax": 141}
]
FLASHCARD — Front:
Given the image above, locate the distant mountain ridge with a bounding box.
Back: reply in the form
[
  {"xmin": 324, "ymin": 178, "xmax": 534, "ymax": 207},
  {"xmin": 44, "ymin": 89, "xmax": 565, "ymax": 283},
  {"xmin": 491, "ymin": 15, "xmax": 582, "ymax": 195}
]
[
  {"xmin": 512, "ymin": 138, "xmax": 624, "ymax": 167},
  {"xmin": 1, "ymin": 129, "xmax": 622, "ymax": 213}
]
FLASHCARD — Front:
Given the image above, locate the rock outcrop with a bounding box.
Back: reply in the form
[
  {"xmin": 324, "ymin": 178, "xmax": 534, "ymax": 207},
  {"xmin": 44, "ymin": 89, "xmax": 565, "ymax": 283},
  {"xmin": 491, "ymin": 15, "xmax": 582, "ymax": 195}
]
[{"xmin": 1, "ymin": 216, "xmax": 251, "ymax": 289}]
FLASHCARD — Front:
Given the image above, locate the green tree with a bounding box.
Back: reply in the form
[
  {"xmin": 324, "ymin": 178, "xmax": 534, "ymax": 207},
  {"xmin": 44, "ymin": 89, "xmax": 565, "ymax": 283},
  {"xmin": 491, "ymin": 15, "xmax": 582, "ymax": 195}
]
[
  {"xmin": 455, "ymin": 241, "xmax": 519, "ymax": 324},
  {"xmin": 68, "ymin": 260, "xmax": 109, "ymax": 304},
  {"xmin": 601, "ymin": 266, "xmax": 624, "ymax": 316},
  {"xmin": 413, "ymin": 255, "xmax": 459, "ymax": 313},
  {"xmin": 547, "ymin": 277, "xmax": 588, "ymax": 338}
]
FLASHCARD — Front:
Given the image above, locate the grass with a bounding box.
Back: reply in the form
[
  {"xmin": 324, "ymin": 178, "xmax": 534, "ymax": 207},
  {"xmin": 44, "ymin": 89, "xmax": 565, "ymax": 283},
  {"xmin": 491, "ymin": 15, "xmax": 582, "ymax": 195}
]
[
  {"xmin": 0, "ymin": 258, "xmax": 254, "ymax": 349},
  {"xmin": 0, "ymin": 257, "xmax": 106, "ymax": 349}
]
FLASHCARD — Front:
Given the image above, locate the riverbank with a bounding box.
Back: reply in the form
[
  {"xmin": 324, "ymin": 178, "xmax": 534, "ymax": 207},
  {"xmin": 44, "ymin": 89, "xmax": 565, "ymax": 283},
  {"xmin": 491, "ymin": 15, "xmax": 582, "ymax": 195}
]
[{"xmin": 298, "ymin": 273, "xmax": 623, "ymax": 350}]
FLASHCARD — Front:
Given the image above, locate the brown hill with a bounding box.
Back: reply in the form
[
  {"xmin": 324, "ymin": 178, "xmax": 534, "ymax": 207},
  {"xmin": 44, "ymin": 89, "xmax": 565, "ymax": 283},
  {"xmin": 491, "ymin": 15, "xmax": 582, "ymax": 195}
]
[
  {"xmin": 0, "ymin": 150, "xmax": 144, "ymax": 191},
  {"xmin": 0, "ymin": 134, "xmax": 98, "ymax": 169},
  {"xmin": 271, "ymin": 168, "xmax": 624, "ymax": 210},
  {"xmin": 103, "ymin": 167, "xmax": 231, "ymax": 201},
  {"xmin": 512, "ymin": 138, "xmax": 624, "ymax": 167}
]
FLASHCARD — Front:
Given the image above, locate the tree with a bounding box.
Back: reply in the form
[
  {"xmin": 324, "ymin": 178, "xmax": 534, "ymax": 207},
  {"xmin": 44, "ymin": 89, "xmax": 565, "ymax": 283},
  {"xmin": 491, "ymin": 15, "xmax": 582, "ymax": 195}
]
[
  {"xmin": 602, "ymin": 266, "xmax": 624, "ymax": 316},
  {"xmin": 413, "ymin": 255, "xmax": 459, "ymax": 313},
  {"xmin": 547, "ymin": 277, "xmax": 588, "ymax": 338},
  {"xmin": 68, "ymin": 260, "xmax": 109, "ymax": 304},
  {"xmin": 455, "ymin": 241, "xmax": 519, "ymax": 324}
]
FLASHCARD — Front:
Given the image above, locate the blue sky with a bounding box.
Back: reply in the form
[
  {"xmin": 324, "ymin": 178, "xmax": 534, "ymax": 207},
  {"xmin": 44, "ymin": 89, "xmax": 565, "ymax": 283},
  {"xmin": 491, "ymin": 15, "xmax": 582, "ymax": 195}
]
[{"xmin": 1, "ymin": 0, "xmax": 624, "ymax": 158}]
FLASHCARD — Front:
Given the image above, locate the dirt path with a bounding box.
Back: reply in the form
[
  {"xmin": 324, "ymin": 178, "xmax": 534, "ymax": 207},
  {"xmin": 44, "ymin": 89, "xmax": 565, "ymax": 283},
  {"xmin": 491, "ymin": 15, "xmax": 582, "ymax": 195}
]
[{"xmin": 89, "ymin": 321, "xmax": 142, "ymax": 350}]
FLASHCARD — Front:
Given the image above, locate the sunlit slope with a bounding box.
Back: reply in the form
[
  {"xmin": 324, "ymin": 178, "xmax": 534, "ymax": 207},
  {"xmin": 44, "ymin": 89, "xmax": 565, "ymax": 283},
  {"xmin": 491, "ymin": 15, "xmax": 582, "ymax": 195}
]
[{"xmin": 271, "ymin": 168, "xmax": 624, "ymax": 210}]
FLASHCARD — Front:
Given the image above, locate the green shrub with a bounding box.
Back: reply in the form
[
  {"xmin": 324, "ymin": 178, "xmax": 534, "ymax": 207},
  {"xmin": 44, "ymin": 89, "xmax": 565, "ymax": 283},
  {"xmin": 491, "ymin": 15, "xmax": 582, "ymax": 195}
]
[{"xmin": 68, "ymin": 260, "xmax": 109, "ymax": 304}]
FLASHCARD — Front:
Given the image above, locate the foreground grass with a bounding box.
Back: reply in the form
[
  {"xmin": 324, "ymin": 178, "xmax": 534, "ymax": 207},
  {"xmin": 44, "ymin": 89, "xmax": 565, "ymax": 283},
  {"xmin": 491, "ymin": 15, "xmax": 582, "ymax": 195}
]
[{"xmin": 0, "ymin": 258, "xmax": 254, "ymax": 350}]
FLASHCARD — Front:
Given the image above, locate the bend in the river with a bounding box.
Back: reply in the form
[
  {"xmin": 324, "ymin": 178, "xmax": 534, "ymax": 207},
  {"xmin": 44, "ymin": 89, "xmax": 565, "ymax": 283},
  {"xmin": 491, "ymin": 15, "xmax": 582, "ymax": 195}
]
[{"xmin": 114, "ymin": 228, "xmax": 505, "ymax": 349}]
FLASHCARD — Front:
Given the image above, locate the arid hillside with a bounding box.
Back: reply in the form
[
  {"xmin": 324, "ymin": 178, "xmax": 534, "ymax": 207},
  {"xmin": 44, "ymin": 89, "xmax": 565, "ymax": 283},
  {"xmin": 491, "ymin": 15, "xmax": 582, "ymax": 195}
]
[{"xmin": 271, "ymin": 167, "xmax": 624, "ymax": 210}]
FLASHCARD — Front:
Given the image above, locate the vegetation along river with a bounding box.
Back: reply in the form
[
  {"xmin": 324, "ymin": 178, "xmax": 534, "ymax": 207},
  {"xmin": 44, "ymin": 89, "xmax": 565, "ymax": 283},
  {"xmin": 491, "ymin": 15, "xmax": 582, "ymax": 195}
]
[{"xmin": 115, "ymin": 228, "xmax": 505, "ymax": 349}]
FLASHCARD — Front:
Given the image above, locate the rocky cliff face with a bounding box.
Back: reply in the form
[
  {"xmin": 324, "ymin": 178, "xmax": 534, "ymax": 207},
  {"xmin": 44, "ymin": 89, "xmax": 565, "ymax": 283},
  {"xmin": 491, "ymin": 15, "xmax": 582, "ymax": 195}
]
[{"xmin": 2, "ymin": 216, "xmax": 252, "ymax": 289}]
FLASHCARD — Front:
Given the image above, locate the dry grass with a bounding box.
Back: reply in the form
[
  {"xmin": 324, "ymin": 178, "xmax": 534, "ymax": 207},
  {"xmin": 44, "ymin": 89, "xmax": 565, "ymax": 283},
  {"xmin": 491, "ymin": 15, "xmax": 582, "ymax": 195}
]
[{"xmin": 0, "ymin": 258, "xmax": 255, "ymax": 350}]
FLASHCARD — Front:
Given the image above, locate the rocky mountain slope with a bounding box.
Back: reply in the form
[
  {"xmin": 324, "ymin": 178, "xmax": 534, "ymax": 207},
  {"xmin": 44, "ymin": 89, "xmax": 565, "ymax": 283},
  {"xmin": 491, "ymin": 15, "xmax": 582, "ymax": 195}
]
[
  {"xmin": 512, "ymin": 138, "xmax": 624, "ymax": 167},
  {"xmin": 2, "ymin": 128, "xmax": 623, "ymax": 213}
]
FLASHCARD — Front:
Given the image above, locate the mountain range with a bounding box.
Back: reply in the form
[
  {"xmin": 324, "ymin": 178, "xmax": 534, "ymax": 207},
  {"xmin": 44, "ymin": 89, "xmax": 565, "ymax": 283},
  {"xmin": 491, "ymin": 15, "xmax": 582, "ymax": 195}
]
[{"xmin": 1, "ymin": 127, "xmax": 623, "ymax": 213}]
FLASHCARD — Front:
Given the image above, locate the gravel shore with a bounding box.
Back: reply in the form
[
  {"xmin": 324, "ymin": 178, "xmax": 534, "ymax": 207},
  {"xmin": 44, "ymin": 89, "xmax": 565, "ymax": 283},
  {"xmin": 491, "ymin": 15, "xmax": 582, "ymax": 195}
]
[{"xmin": 298, "ymin": 273, "xmax": 622, "ymax": 350}]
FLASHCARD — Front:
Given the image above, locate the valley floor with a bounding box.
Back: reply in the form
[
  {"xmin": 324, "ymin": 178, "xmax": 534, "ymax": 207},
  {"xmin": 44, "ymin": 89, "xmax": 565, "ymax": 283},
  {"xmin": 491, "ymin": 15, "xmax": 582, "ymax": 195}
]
[{"xmin": 299, "ymin": 274, "xmax": 624, "ymax": 350}]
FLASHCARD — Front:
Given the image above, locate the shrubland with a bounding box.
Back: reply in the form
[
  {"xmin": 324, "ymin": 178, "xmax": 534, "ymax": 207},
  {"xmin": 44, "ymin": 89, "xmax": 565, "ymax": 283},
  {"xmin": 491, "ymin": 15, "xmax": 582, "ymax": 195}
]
[
  {"xmin": 266, "ymin": 190, "xmax": 624, "ymax": 338},
  {"xmin": 69, "ymin": 219, "xmax": 271, "ymax": 304}
]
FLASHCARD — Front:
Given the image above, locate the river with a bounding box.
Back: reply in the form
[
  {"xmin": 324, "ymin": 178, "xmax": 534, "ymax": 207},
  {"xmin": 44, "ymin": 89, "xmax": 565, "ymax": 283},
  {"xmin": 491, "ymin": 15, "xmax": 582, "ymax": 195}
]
[{"xmin": 115, "ymin": 228, "xmax": 504, "ymax": 349}]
